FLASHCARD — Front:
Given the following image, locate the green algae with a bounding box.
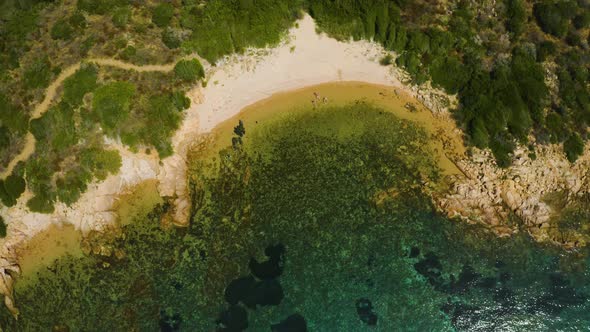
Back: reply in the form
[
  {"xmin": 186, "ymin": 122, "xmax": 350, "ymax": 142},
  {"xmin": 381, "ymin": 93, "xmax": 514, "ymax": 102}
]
[{"xmin": 2, "ymin": 102, "xmax": 590, "ymax": 331}]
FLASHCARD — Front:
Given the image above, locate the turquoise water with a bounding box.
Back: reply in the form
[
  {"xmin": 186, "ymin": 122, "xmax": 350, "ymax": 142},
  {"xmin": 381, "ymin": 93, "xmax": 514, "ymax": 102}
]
[{"xmin": 2, "ymin": 103, "xmax": 590, "ymax": 331}]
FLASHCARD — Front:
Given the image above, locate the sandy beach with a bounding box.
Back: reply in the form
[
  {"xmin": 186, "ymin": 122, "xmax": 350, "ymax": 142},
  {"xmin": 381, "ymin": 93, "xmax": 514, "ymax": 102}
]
[{"xmin": 0, "ymin": 14, "xmax": 452, "ymax": 314}]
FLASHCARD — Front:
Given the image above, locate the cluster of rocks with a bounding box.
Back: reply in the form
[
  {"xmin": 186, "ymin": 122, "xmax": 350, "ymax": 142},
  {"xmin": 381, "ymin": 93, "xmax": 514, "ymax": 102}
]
[{"xmin": 435, "ymin": 142, "xmax": 590, "ymax": 248}]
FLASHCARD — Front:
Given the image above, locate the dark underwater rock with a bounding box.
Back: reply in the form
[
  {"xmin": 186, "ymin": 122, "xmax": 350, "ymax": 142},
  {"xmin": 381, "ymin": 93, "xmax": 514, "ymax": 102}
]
[
  {"xmin": 159, "ymin": 310, "xmax": 181, "ymax": 332},
  {"xmin": 249, "ymin": 243, "xmax": 285, "ymax": 280},
  {"xmin": 414, "ymin": 252, "xmax": 446, "ymax": 291},
  {"xmin": 449, "ymin": 265, "xmax": 480, "ymax": 294},
  {"xmin": 531, "ymin": 272, "xmax": 587, "ymax": 314},
  {"xmin": 216, "ymin": 305, "xmax": 248, "ymax": 332},
  {"xmin": 224, "ymin": 276, "xmax": 284, "ymax": 309},
  {"xmin": 225, "ymin": 276, "xmax": 257, "ymax": 305},
  {"xmin": 355, "ymin": 298, "xmax": 378, "ymax": 326},
  {"xmin": 242, "ymin": 279, "xmax": 284, "ymax": 309},
  {"xmin": 409, "ymin": 246, "xmax": 420, "ymax": 258},
  {"xmin": 271, "ymin": 313, "xmax": 308, "ymax": 332}
]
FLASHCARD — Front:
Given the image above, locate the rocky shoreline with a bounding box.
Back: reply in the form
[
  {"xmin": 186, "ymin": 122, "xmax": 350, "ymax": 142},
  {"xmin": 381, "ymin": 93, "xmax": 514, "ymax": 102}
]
[{"xmin": 436, "ymin": 142, "xmax": 590, "ymax": 249}]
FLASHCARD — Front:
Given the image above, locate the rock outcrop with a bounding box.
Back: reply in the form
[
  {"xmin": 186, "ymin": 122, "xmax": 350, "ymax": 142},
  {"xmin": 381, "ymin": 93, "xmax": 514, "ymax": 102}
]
[{"xmin": 436, "ymin": 143, "xmax": 590, "ymax": 248}]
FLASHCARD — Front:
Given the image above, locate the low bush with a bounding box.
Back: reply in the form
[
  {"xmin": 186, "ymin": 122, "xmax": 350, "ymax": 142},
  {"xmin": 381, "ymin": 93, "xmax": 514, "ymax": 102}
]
[{"xmin": 174, "ymin": 59, "xmax": 204, "ymax": 82}]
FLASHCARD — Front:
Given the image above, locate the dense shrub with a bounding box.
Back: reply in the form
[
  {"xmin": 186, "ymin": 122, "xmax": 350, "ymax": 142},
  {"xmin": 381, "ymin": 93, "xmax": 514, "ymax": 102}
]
[
  {"xmin": 30, "ymin": 102, "xmax": 77, "ymax": 153},
  {"xmin": 77, "ymin": 0, "xmax": 128, "ymax": 15},
  {"xmin": 564, "ymin": 133, "xmax": 584, "ymax": 162},
  {"xmin": 162, "ymin": 29, "xmax": 181, "ymax": 49},
  {"xmin": 573, "ymin": 11, "xmax": 590, "ymax": 29},
  {"xmin": 112, "ymin": 6, "xmax": 131, "ymax": 28},
  {"xmin": 23, "ymin": 57, "xmax": 51, "ymax": 89},
  {"xmin": 0, "ymin": 216, "xmax": 5, "ymax": 238},
  {"xmin": 429, "ymin": 56, "xmax": 470, "ymax": 94},
  {"xmin": 69, "ymin": 11, "xmax": 87, "ymax": 29},
  {"xmin": 50, "ymin": 18, "xmax": 74, "ymax": 40},
  {"xmin": 536, "ymin": 40, "xmax": 556, "ymax": 62},
  {"xmin": 140, "ymin": 94, "xmax": 184, "ymax": 157},
  {"xmin": 0, "ymin": 93, "xmax": 28, "ymax": 134},
  {"xmin": 0, "ymin": 126, "xmax": 9, "ymax": 150},
  {"xmin": 533, "ymin": 1, "xmax": 576, "ymax": 38},
  {"xmin": 80, "ymin": 148, "xmax": 122, "ymax": 181},
  {"xmin": 379, "ymin": 54, "xmax": 393, "ymax": 66},
  {"xmin": 62, "ymin": 64, "xmax": 98, "ymax": 106},
  {"xmin": 92, "ymin": 82, "xmax": 136, "ymax": 134},
  {"xmin": 0, "ymin": 175, "xmax": 26, "ymax": 207},
  {"xmin": 151, "ymin": 3, "xmax": 174, "ymax": 28},
  {"xmin": 174, "ymin": 59, "xmax": 204, "ymax": 82},
  {"xmin": 180, "ymin": 0, "xmax": 302, "ymax": 62},
  {"xmin": 506, "ymin": 0, "xmax": 527, "ymax": 37}
]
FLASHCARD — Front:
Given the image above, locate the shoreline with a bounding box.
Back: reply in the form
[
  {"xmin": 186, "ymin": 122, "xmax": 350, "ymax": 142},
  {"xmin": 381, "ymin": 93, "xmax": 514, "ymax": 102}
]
[
  {"xmin": 1, "ymin": 14, "xmax": 450, "ymax": 315},
  {"xmin": 2, "ymin": 12, "xmax": 588, "ymax": 317}
]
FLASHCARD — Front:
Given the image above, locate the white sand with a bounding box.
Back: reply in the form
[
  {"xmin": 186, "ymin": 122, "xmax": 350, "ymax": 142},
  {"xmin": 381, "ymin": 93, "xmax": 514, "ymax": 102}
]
[{"xmin": 0, "ymin": 14, "xmax": 437, "ymax": 315}]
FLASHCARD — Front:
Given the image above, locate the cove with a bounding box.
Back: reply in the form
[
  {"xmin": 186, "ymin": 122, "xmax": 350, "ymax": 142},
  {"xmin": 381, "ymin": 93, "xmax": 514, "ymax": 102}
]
[{"xmin": 1, "ymin": 85, "xmax": 589, "ymax": 331}]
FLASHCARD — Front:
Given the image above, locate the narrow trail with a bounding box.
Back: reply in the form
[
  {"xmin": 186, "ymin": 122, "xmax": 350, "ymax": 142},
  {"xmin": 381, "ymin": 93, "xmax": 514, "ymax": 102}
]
[{"xmin": 0, "ymin": 56, "xmax": 198, "ymax": 180}]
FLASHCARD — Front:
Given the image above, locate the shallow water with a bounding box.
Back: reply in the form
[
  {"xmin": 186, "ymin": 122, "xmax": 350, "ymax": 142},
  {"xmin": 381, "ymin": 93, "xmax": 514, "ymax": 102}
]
[{"xmin": 2, "ymin": 88, "xmax": 590, "ymax": 331}]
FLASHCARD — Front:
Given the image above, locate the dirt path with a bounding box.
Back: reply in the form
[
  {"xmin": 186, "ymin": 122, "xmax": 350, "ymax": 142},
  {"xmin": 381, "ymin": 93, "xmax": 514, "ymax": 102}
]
[{"xmin": 0, "ymin": 56, "xmax": 198, "ymax": 180}]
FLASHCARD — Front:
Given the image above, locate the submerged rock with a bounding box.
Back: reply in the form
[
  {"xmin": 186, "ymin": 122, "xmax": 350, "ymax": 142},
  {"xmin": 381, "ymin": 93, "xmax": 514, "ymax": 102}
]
[
  {"xmin": 271, "ymin": 314, "xmax": 308, "ymax": 332},
  {"xmin": 216, "ymin": 305, "xmax": 248, "ymax": 332},
  {"xmin": 242, "ymin": 279, "xmax": 284, "ymax": 309},
  {"xmin": 355, "ymin": 298, "xmax": 378, "ymax": 326},
  {"xmin": 249, "ymin": 243, "xmax": 285, "ymax": 280},
  {"xmin": 224, "ymin": 276, "xmax": 257, "ymax": 306}
]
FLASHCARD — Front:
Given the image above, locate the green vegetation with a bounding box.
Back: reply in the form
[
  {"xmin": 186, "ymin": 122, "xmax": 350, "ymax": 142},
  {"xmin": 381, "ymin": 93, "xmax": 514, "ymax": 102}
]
[
  {"xmin": 0, "ymin": 175, "xmax": 26, "ymax": 207},
  {"xmin": 564, "ymin": 133, "xmax": 584, "ymax": 162},
  {"xmin": 62, "ymin": 64, "xmax": 98, "ymax": 105},
  {"xmin": 111, "ymin": 6, "xmax": 131, "ymax": 28},
  {"xmin": 174, "ymin": 59, "xmax": 205, "ymax": 82},
  {"xmin": 0, "ymin": 215, "xmax": 5, "ymax": 238},
  {"xmin": 93, "ymin": 81, "xmax": 136, "ymax": 135},
  {"xmin": 151, "ymin": 3, "xmax": 174, "ymax": 28},
  {"xmin": 533, "ymin": 1, "xmax": 577, "ymax": 38},
  {"xmin": 50, "ymin": 18, "xmax": 74, "ymax": 40},
  {"xmin": 121, "ymin": 92, "xmax": 189, "ymax": 157},
  {"xmin": 23, "ymin": 57, "xmax": 52, "ymax": 89},
  {"xmin": 379, "ymin": 54, "xmax": 393, "ymax": 66},
  {"xmin": 179, "ymin": 0, "xmax": 303, "ymax": 62},
  {"xmin": 506, "ymin": 0, "xmax": 526, "ymax": 37}
]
